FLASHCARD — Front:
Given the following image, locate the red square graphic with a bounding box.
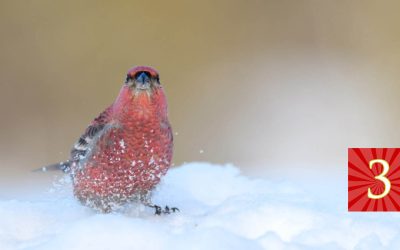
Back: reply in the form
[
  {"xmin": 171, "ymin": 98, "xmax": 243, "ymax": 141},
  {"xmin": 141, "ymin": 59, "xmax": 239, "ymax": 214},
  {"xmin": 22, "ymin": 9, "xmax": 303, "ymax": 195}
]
[{"xmin": 348, "ymin": 148, "xmax": 400, "ymax": 211}]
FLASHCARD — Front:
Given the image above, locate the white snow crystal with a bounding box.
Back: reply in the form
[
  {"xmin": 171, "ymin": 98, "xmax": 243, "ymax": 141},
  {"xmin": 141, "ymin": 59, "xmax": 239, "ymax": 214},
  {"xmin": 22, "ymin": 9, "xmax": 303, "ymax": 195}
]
[
  {"xmin": 119, "ymin": 139, "xmax": 126, "ymax": 149},
  {"xmin": 149, "ymin": 156, "xmax": 155, "ymax": 165},
  {"xmin": 1, "ymin": 162, "xmax": 400, "ymax": 250}
]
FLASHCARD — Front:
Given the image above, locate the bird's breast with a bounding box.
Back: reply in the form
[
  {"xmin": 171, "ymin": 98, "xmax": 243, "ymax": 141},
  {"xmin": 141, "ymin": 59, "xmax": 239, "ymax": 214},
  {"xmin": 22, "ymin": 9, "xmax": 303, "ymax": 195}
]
[{"xmin": 73, "ymin": 116, "xmax": 173, "ymax": 196}]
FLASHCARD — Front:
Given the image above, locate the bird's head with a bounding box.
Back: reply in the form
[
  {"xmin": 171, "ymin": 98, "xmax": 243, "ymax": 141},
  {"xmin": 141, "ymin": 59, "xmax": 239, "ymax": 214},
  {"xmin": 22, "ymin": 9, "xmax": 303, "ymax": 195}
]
[
  {"xmin": 115, "ymin": 66, "xmax": 168, "ymax": 118},
  {"xmin": 125, "ymin": 66, "xmax": 161, "ymax": 94}
]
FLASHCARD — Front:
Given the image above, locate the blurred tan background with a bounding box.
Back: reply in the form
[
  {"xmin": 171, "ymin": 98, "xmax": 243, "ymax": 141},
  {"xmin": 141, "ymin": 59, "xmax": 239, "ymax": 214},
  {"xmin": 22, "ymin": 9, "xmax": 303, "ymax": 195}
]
[{"xmin": 1, "ymin": 0, "xmax": 400, "ymax": 193}]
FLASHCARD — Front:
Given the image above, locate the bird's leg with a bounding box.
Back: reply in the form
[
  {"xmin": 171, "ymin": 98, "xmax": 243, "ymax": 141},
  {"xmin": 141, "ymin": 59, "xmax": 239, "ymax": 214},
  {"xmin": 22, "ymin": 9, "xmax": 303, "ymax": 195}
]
[
  {"xmin": 139, "ymin": 191, "xmax": 179, "ymax": 215},
  {"xmin": 148, "ymin": 204, "xmax": 163, "ymax": 215},
  {"xmin": 146, "ymin": 204, "xmax": 180, "ymax": 215},
  {"xmin": 163, "ymin": 206, "xmax": 180, "ymax": 214},
  {"xmin": 170, "ymin": 207, "xmax": 180, "ymax": 213}
]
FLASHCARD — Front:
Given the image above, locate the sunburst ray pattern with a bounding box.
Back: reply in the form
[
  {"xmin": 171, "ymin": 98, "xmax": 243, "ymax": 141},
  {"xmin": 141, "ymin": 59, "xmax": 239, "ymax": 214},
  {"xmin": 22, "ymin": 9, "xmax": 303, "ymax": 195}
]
[{"xmin": 348, "ymin": 148, "xmax": 400, "ymax": 211}]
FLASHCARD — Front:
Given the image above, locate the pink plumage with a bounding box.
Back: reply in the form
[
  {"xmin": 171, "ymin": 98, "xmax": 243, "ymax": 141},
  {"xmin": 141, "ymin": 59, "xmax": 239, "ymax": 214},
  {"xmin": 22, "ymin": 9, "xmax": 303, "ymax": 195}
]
[{"xmin": 55, "ymin": 66, "xmax": 174, "ymax": 213}]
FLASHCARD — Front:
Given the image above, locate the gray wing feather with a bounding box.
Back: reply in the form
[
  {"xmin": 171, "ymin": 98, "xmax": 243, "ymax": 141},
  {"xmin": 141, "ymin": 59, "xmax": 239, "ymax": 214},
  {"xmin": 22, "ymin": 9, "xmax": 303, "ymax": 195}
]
[{"xmin": 34, "ymin": 106, "xmax": 113, "ymax": 174}]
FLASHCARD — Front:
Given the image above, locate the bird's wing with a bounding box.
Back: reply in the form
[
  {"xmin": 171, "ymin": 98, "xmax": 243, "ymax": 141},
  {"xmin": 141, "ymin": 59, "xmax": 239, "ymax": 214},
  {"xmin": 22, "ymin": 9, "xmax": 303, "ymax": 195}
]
[
  {"xmin": 67, "ymin": 105, "xmax": 114, "ymax": 171},
  {"xmin": 33, "ymin": 161, "xmax": 72, "ymax": 173},
  {"xmin": 33, "ymin": 106, "xmax": 114, "ymax": 174}
]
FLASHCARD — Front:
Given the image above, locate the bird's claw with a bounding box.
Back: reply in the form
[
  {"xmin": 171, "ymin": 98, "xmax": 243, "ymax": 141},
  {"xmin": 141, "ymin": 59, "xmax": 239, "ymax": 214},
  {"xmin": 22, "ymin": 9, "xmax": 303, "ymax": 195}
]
[{"xmin": 151, "ymin": 205, "xmax": 180, "ymax": 215}]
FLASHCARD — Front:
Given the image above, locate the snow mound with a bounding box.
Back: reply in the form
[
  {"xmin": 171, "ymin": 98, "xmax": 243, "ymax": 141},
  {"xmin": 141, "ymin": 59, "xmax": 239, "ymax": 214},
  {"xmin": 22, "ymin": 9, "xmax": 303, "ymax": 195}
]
[{"xmin": 1, "ymin": 162, "xmax": 400, "ymax": 250}]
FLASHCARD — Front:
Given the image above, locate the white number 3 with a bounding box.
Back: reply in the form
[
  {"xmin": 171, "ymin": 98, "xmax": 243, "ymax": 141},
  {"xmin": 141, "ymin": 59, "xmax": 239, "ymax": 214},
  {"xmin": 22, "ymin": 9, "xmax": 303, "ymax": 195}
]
[{"xmin": 368, "ymin": 159, "xmax": 391, "ymax": 199}]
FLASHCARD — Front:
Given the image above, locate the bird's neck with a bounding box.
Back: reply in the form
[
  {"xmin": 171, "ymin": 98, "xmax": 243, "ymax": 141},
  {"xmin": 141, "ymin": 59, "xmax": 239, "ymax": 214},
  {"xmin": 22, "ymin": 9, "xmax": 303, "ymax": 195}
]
[{"xmin": 112, "ymin": 86, "xmax": 169, "ymax": 124}]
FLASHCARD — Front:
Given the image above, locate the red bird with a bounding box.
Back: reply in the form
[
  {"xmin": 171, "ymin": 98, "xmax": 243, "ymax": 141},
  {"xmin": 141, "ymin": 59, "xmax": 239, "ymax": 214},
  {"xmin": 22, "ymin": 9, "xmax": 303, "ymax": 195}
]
[{"xmin": 45, "ymin": 66, "xmax": 175, "ymax": 214}]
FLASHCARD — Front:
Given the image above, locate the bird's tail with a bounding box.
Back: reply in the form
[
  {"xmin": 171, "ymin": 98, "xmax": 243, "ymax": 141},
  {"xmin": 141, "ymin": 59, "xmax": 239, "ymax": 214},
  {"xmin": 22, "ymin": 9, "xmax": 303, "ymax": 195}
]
[{"xmin": 32, "ymin": 161, "xmax": 71, "ymax": 173}]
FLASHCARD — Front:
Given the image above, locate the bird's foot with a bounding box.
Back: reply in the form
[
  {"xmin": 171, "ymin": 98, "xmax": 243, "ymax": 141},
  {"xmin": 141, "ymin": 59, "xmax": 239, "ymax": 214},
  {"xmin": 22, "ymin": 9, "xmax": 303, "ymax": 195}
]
[{"xmin": 149, "ymin": 205, "xmax": 180, "ymax": 215}]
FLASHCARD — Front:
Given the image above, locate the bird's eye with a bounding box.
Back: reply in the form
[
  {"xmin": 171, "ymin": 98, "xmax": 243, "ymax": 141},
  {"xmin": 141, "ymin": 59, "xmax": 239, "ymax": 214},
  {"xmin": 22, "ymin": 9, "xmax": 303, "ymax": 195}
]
[{"xmin": 125, "ymin": 75, "xmax": 132, "ymax": 83}]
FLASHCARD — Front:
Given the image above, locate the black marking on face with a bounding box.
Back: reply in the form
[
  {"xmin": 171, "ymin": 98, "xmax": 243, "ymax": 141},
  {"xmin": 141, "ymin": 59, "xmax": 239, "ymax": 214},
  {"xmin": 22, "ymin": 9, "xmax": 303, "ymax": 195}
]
[
  {"xmin": 125, "ymin": 75, "xmax": 132, "ymax": 83},
  {"xmin": 125, "ymin": 71, "xmax": 160, "ymax": 87}
]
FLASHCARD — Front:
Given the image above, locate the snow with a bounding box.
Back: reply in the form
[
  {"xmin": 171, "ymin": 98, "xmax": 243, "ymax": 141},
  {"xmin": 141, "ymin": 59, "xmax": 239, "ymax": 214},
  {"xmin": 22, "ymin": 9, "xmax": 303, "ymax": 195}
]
[
  {"xmin": 1, "ymin": 162, "xmax": 400, "ymax": 250},
  {"xmin": 119, "ymin": 140, "xmax": 126, "ymax": 149}
]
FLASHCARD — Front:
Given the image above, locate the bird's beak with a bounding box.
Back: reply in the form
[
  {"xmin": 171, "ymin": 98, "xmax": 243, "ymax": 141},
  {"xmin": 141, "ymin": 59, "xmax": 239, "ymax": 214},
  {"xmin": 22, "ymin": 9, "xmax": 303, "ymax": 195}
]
[{"xmin": 135, "ymin": 72, "xmax": 151, "ymax": 90}]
